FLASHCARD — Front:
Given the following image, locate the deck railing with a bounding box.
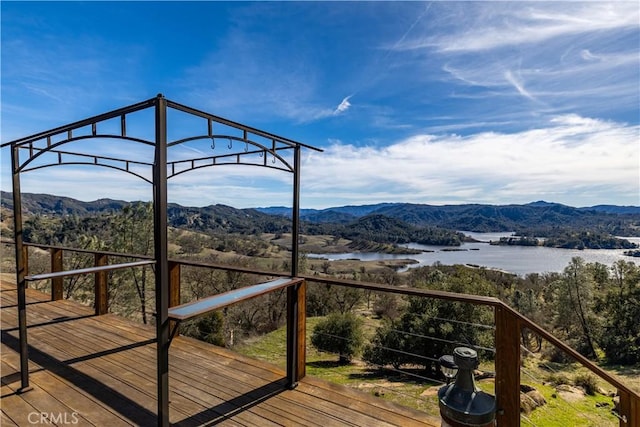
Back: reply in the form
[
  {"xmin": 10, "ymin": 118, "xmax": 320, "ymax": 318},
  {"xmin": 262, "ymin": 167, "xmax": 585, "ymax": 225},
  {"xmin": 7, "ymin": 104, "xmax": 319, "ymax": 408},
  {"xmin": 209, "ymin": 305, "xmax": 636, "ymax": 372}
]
[{"xmin": 5, "ymin": 241, "xmax": 639, "ymax": 426}]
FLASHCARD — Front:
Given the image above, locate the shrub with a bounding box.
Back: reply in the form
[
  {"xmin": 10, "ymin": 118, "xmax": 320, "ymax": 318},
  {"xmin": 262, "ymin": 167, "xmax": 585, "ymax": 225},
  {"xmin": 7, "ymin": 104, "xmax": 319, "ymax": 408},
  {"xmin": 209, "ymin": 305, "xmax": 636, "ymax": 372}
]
[
  {"xmin": 181, "ymin": 311, "xmax": 225, "ymax": 347},
  {"xmin": 574, "ymin": 373, "xmax": 599, "ymax": 396},
  {"xmin": 545, "ymin": 372, "xmax": 571, "ymax": 386},
  {"xmin": 311, "ymin": 312, "xmax": 364, "ymax": 364}
]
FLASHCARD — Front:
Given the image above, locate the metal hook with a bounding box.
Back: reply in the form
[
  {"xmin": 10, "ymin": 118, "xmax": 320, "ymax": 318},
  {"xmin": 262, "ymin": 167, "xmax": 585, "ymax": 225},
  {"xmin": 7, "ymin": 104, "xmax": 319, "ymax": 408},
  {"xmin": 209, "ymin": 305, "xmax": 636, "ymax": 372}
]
[
  {"xmin": 244, "ymin": 141, "xmax": 249, "ymax": 152},
  {"xmin": 210, "ymin": 137, "xmax": 215, "ymax": 150},
  {"xmin": 272, "ymin": 154, "xmax": 277, "ymax": 164},
  {"xmin": 228, "ymin": 138, "xmax": 233, "ymax": 149}
]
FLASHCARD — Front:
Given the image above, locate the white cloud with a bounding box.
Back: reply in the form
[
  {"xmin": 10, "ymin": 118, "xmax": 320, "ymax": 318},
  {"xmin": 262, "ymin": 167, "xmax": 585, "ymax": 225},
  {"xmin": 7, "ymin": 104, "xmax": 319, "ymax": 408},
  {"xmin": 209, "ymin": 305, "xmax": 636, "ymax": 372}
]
[
  {"xmin": 393, "ymin": 2, "xmax": 640, "ymax": 121},
  {"xmin": 408, "ymin": 3, "xmax": 640, "ymax": 54},
  {"xmin": 11, "ymin": 114, "xmax": 636, "ymax": 209},
  {"xmin": 301, "ymin": 115, "xmax": 640, "ymax": 208},
  {"xmin": 504, "ymin": 70, "xmax": 535, "ymax": 101},
  {"xmin": 333, "ymin": 96, "xmax": 353, "ymax": 115}
]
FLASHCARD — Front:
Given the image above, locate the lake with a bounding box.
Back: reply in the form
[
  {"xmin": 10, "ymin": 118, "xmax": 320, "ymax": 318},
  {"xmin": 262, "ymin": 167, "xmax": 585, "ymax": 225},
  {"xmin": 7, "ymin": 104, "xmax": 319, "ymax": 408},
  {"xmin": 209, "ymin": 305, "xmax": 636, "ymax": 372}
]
[{"xmin": 308, "ymin": 232, "xmax": 640, "ymax": 276}]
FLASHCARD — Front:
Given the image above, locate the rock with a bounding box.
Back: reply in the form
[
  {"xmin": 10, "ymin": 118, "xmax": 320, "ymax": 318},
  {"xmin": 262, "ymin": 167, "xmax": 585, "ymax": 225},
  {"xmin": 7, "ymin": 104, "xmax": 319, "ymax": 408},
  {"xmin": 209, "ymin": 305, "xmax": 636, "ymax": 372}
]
[
  {"xmin": 520, "ymin": 386, "xmax": 546, "ymax": 413},
  {"xmin": 521, "ymin": 394, "xmax": 536, "ymax": 414},
  {"xmin": 556, "ymin": 384, "xmax": 585, "ymax": 403},
  {"xmin": 595, "ymin": 402, "xmax": 610, "ymax": 408},
  {"xmin": 526, "ymin": 390, "xmax": 547, "ymax": 407}
]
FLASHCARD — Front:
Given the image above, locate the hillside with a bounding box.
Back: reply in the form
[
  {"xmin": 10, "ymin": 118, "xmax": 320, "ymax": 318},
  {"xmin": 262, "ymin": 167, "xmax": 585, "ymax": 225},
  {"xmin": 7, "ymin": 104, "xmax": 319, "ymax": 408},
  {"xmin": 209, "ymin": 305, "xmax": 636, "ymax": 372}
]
[
  {"xmin": 3, "ymin": 192, "xmax": 639, "ymax": 243},
  {"xmin": 259, "ymin": 201, "xmax": 640, "ymax": 236}
]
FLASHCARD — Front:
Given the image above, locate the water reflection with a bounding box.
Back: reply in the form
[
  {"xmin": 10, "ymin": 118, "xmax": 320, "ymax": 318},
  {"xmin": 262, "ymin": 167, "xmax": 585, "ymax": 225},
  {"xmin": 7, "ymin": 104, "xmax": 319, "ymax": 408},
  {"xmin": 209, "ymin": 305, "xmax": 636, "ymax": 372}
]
[{"xmin": 308, "ymin": 232, "xmax": 639, "ymax": 276}]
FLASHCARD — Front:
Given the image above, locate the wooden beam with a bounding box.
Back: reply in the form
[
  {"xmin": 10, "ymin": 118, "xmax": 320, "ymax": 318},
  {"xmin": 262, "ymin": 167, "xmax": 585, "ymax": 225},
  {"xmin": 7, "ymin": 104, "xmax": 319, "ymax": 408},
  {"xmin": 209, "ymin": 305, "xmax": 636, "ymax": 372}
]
[
  {"xmin": 618, "ymin": 389, "xmax": 640, "ymax": 426},
  {"xmin": 94, "ymin": 254, "xmax": 108, "ymax": 315},
  {"xmin": 168, "ymin": 278, "xmax": 303, "ymax": 321},
  {"xmin": 168, "ymin": 261, "xmax": 181, "ymax": 308},
  {"xmin": 495, "ymin": 305, "xmax": 520, "ymax": 426},
  {"xmin": 51, "ymin": 248, "xmax": 63, "ymax": 301},
  {"xmin": 296, "ymin": 280, "xmax": 306, "ymax": 381}
]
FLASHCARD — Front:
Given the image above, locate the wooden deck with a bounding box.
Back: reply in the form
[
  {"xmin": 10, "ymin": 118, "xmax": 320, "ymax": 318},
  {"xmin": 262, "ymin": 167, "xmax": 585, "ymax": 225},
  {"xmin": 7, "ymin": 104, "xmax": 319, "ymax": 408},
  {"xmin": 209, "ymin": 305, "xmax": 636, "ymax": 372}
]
[{"xmin": 1, "ymin": 280, "xmax": 439, "ymax": 426}]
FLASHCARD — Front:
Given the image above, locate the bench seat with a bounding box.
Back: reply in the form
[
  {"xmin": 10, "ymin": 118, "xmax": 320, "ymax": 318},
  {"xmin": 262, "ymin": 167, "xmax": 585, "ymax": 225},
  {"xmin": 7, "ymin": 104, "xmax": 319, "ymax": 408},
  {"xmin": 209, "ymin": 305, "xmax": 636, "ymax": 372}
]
[{"xmin": 168, "ymin": 277, "xmax": 303, "ymax": 321}]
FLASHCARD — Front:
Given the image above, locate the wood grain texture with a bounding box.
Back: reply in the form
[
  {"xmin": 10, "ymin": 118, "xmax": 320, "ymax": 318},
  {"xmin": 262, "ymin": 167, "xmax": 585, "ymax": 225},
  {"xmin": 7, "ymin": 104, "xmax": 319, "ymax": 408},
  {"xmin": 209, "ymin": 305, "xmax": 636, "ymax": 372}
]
[{"xmin": 1, "ymin": 280, "xmax": 439, "ymax": 426}]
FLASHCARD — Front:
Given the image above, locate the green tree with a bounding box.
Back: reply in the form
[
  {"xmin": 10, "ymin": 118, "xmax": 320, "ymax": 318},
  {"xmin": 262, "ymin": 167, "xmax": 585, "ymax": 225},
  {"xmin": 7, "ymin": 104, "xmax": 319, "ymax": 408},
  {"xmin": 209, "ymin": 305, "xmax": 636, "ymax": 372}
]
[
  {"xmin": 550, "ymin": 257, "xmax": 599, "ymax": 359},
  {"xmin": 311, "ymin": 312, "xmax": 364, "ymax": 364},
  {"xmin": 599, "ymin": 261, "xmax": 640, "ymax": 364},
  {"xmin": 111, "ymin": 202, "xmax": 154, "ymax": 323},
  {"xmin": 181, "ymin": 312, "xmax": 225, "ymax": 346},
  {"xmin": 364, "ymin": 265, "xmax": 496, "ymax": 374},
  {"xmin": 363, "ymin": 320, "xmax": 407, "ymax": 369}
]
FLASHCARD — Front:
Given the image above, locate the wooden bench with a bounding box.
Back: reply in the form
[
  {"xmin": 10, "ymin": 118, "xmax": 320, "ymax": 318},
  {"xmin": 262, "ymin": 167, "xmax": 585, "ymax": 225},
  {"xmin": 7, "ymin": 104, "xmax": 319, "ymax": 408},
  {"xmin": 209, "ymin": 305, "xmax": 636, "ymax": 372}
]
[
  {"xmin": 168, "ymin": 277, "xmax": 303, "ymax": 321},
  {"xmin": 167, "ymin": 276, "xmax": 307, "ymax": 387}
]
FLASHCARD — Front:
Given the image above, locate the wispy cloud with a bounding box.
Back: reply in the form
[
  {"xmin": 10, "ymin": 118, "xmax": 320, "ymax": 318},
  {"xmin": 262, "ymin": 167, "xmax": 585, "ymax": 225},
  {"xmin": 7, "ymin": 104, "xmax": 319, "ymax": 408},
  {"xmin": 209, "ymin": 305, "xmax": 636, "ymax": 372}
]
[
  {"xmin": 333, "ymin": 96, "xmax": 352, "ymax": 115},
  {"xmin": 504, "ymin": 70, "xmax": 535, "ymax": 101},
  {"xmin": 401, "ymin": 3, "xmax": 639, "ymax": 53},
  {"xmin": 392, "ymin": 2, "xmax": 640, "ymax": 123}
]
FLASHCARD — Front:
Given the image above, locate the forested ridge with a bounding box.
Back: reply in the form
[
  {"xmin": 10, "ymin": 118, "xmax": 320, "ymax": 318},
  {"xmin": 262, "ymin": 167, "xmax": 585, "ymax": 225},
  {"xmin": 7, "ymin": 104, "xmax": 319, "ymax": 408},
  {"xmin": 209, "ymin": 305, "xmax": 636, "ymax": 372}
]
[{"xmin": 2, "ymin": 192, "xmax": 639, "ymax": 249}]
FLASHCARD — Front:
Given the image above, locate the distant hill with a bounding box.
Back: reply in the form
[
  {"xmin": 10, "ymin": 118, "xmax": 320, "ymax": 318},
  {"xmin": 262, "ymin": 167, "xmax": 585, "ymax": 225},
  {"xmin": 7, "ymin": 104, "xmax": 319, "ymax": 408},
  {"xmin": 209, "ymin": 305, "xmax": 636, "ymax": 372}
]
[
  {"xmin": 260, "ymin": 201, "xmax": 640, "ymax": 235},
  {"xmin": 0, "ymin": 191, "xmax": 129, "ymax": 215},
  {"xmin": 580, "ymin": 205, "xmax": 640, "ymax": 215},
  {"xmin": 3, "ymin": 192, "xmax": 639, "ymax": 237}
]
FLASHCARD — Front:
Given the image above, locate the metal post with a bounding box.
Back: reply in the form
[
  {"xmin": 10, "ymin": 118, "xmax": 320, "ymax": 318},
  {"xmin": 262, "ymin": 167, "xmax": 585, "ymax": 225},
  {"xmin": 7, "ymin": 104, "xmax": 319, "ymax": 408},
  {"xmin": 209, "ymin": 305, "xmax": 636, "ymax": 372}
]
[
  {"xmin": 291, "ymin": 145, "xmax": 301, "ymax": 278},
  {"xmin": 286, "ymin": 145, "xmax": 302, "ymax": 388},
  {"xmin": 12, "ymin": 145, "xmax": 32, "ymax": 392},
  {"xmin": 153, "ymin": 94, "xmax": 170, "ymax": 427}
]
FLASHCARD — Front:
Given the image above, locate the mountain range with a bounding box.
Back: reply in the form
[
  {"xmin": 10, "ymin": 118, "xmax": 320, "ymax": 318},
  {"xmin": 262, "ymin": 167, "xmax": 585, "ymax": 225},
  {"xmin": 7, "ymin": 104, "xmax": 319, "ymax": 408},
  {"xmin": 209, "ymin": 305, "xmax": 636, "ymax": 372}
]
[{"xmin": 2, "ymin": 191, "xmax": 639, "ymax": 236}]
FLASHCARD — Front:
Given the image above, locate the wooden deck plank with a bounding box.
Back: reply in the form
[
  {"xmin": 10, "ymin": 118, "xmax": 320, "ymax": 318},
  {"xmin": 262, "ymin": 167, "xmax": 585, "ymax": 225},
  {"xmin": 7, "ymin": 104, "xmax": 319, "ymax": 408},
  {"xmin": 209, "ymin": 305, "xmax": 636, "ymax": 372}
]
[
  {"xmin": 23, "ymin": 324, "xmax": 290, "ymax": 426},
  {"xmin": 0, "ymin": 383, "xmax": 40, "ymax": 427},
  {"xmin": 1, "ymin": 280, "xmax": 439, "ymax": 426},
  {"xmin": 0, "ymin": 410, "xmax": 19, "ymax": 427},
  {"xmin": 1, "ymin": 370, "xmax": 96, "ymax": 426}
]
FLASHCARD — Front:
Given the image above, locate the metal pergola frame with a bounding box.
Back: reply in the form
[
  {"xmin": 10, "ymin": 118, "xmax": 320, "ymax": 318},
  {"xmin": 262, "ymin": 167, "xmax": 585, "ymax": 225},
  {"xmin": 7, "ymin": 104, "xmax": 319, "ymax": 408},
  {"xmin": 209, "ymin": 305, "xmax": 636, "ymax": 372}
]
[{"xmin": 1, "ymin": 94, "xmax": 322, "ymax": 426}]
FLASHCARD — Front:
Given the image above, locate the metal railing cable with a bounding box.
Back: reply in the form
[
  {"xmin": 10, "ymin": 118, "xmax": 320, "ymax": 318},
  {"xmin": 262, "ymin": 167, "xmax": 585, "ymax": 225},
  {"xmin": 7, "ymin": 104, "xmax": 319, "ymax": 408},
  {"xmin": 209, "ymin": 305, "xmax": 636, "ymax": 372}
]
[
  {"xmin": 384, "ymin": 327, "xmax": 496, "ymax": 354},
  {"xmin": 429, "ymin": 315, "xmax": 495, "ymax": 330},
  {"xmin": 313, "ymin": 331, "xmax": 440, "ymax": 364}
]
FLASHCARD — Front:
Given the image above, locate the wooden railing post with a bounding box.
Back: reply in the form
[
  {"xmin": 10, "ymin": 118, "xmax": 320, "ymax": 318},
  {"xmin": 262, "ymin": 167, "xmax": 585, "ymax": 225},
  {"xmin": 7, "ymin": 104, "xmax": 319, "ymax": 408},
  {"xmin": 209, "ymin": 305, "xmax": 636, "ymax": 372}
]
[
  {"xmin": 286, "ymin": 279, "xmax": 306, "ymax": 387},
  {"xmin": 296, "ymin": 280, "xmax": 306, "ymax": 381},
  {"xmin": 169, "ymin": 261, "xmax": 181, "ymax": 308},
  {"xmin": 94, "ymin": 254, "xmax": 108, "ymax": 315},
  {"xmin": 51, "ymin": 248, "xmax": 63, "ymax": 300},
  {"xmin": 618, "ymin": 389, "xmax": 640, "ymax": 426},
  {"xmin": 168, "ymin": 261, "xmax": 181, "ymax": 334},
  {"xmin": 495, "ymin": 305, "xmax": 521, "ymax": 426}
]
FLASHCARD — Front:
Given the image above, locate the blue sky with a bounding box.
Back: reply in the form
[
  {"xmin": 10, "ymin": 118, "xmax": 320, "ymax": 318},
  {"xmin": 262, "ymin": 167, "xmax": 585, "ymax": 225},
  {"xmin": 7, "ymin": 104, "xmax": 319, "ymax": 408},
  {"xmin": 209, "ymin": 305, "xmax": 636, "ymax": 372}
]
[{"xmin": 1, "ymin": 1, "xmax": 639, "ymax": 209}]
